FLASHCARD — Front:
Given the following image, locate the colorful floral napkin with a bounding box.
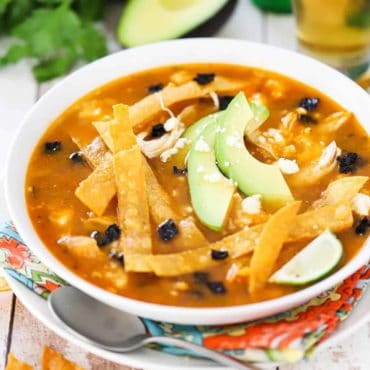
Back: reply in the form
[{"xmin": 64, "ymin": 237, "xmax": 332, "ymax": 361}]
[{"xmin": 1, "ymin": 221, "xmax": 370, "ymax": 365}]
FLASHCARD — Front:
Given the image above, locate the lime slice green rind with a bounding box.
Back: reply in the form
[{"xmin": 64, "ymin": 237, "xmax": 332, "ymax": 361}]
[{"xmin": 269, "ymin": 230, "xmax": 343, "ymax": 286}]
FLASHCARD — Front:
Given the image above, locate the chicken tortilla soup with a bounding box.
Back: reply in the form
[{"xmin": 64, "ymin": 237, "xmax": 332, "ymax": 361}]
[{"xmin": 25, "ymin": 64, "xmax": 370, "ymax": 307}]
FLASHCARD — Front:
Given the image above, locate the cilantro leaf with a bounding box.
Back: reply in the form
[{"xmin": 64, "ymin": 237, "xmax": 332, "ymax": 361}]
[{"xmin": 0, "ymin": 0, "xmax": 107, "ymax": 81}]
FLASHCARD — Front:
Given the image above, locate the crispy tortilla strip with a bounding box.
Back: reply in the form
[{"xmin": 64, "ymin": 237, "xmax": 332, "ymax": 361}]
[
  {"xmin": 75, "ymin": 159, "xmax": 115, "ymax": 216},
  {"xmin": 125, "ymin": 225, "xmax": 263, "ymax": 274},
  {"xmin": 130, "ymin": 77, "xmax": 245, "ymax": 132},
  {"xmin": 114, "ymin": 145, "xmax": 152, "ymax": 257},
  {"xmin": 83, "ymin": 215, "xmax": 118, "ymax": 230},
  {"xmin": 143, "ymin": 161, "xmax": 178, "ymax": 222},
  {"xmin": 42, "ymin": 346, "xmax": 84, "ymax": 370},
  {"xmin": 144, "ymin": 161, "xmax": 207, "ymax": 250},
  {"xmin": 78, "ymin": 136, "xmax": 110, "ymax": 168},
  {"xmin": 125, "ymin": 202, "xmax": 353, "ymax": 276},
  {"xmin": 288, "ymin": 203, "xmax": 353, "ymax": 242},
  {"xmin": 76, "ymin": 134, "xmax": 207, "ymax": 251},
  {"xmin": 93, "ymin": 104, "xmax": 136, "ymax": 153},
  {"xmin": 249, "ymin": 202, "xmax": 301, "ymax": 294},
  {"xmin": 310, "ymin": 176, "xmax": 368, "ymax": 209},
  {"xmin": 70, "ymin": 135, "xmax": 110, "ymax": 169},
  {"xmin": 6, "ymin": 353, "xmax": 32, "ymax": 370}
]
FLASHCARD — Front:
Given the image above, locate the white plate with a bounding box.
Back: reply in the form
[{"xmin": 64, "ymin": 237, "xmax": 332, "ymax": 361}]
[{"xmin": 5, "ymin": 271, "xmax": 370, "ymax": 370}]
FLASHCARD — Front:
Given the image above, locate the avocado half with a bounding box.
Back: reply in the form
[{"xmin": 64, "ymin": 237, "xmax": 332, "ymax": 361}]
[{"xmin": 117, "ymin": 0, "xmax": 237, "ymax": 47}]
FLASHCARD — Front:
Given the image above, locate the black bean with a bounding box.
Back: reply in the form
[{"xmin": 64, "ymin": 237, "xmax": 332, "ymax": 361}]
[
  {"xmin": 299, "ymin": 97, "xmax": 320, "ymax": 112},
  {"xmin": 91, "ymin": 230, "xmax": 109, "ymax": 247},
  {"xmin": 147, "ymin": 83, "xmax": 164, "ymax": 94},
  {"xmin": 337, "ymin": 152, "xmax": 360, "ymax": 173},
  {"xmin": 193, "ymin": 73, "xmax": 215, "ymax": 85},
  {"xmin": 211, "ymin": 249, "xmax": 229, "ymax": 260},
  {"xmin": 173, "ymin": 166, "xmax": 187, "ymax": 176},
  {"xmin": 69, "ymin": 151, "xmax": 85, "ymax": 163},
  {"xmin": 206, "ymin": 281, "xmax": 227, "ymax": 295},
  {"xmin": 297, "ymin": 114, "xmax": 316, "ymax": 124},
  {"xmin": 218, "ymin": 95, "xmax": 234, "ymax": 111},
  {"xmin": 105, "ymin": 224, "xmax": 121, "ymax": 242},
  {"xmin": 91, "ymin": 224, "xmax": 121, "ymax": 247},
  {"xmin": 157, "ymin": 218, "xmax": 179, "ymax": 242},
  {"xmin": 109, "ymin": 251, "xmax": 125, "ymax": 265},
  {"xmin": 355, "ymin": 217, "xmax": 369, "ymax": 235},
  {"xmin": 44, "ymin": 141, "xmax": 61, "ymax": 153},
  {"xmin": 151, "ymin": 123, "xmax": 166, "ymax": 138},
  {"xmin": 193, "ymin": 271, "xmax": 209, "ymax": 284}
]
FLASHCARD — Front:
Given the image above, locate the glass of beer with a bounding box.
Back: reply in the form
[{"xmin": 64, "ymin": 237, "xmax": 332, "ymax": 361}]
[{"xmin": 292, "ymin": 0, "xmax": 370, "ymax": 78}]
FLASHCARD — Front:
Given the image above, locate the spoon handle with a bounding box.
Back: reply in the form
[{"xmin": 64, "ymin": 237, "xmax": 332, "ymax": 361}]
[{"xmin": 143, "ymin": 336, "xmax": 262, "ymax": 370}]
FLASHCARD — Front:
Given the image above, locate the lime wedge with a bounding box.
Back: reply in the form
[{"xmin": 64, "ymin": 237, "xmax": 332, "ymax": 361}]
[{"xmin": 269, "ymin": 230, "xmax": 343, "ymax": 286}]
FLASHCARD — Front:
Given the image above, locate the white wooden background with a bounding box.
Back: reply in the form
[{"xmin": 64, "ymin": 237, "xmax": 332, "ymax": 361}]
[{"xmin": 1, "ymin": 1, "xmax": 370, "ymax": 369}]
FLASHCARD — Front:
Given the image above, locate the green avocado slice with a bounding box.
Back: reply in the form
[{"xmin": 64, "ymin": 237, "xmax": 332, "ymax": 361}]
[
  {"xmin": 172, "ymin": 112, "xmax": 223, "ymax": 167},
  {"xmin": 188, "ymin": 121, "xmax": 235, "ymax": 231},
  {"xmin": 117, "ymin": 0, "xmax": 231, "ymax": 47},
  {"xmin": 215, "ymin": 92, "xmax": 293, "ymax": 208}
]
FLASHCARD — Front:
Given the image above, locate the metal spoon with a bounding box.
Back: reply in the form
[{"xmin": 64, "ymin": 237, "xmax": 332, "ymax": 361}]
[{"xmin": 49, "ymin": 286, "xmax": 261, "ymax": 370}]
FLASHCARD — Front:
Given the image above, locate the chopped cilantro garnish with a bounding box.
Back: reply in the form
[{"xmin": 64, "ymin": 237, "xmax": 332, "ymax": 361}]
[{"xmin": 0, "ymin": 0, "xmax": 107, "ymax": 81}]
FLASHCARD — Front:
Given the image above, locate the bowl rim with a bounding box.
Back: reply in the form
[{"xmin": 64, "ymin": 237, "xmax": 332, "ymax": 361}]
[{"xmin": 5, "ymin": 38, "xmax": 370, "ymax": 325}]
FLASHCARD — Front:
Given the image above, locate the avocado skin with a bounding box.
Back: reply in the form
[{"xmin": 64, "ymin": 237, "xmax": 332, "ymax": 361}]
[
  {"xmin": 183, "ymin": 0, "xmax": 237, "ymax": 38},
  {"xmin": 118, "ymin": 0, "xmax": 237, "ymax": 47}
]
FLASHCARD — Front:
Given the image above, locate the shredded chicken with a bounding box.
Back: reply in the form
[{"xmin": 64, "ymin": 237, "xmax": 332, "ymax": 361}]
[
  {"xmin": 137, "ymin": 119, "xmax": 185, "ymax": 159},
  {"xmin": 318, "ymin": 112, "xmax": 352, "ymax": 134},
  {"xmin": 288, "ymin": 141, "xmax": 341, "ymax": 187},
  {"xmin": 280, "ymin": 111, "xmax": 298, "ymax": 132},
  {"xmin": 57, "ymin": 236, "xmax": 105, "ymax": 259},
  {"xmin": 209, "ymin": 91, "xmax": 220, "ymax": 110}
]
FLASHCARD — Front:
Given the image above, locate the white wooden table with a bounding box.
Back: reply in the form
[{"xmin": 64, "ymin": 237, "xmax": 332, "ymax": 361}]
[{"xmin": 1, "ymin": 1, "xmax": 370, "ymax": 369}]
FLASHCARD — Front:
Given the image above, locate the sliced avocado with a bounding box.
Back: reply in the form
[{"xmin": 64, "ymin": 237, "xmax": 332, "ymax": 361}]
[
  {"xmin": 172, "ymin": 111, "xmax": 223, "ymax": 167},
  {"xmin": 215, "ymin": 92, "xmax": 293, "ymax": 208},
  {"xmin": 117, "ymin": 0, "xmax": 236, "ymax": 47},
  {"xmin": 248, "ymin": 100, "xmax": 270, "ymax": 133},
  {"xmin": 188, "ymin": 121, "xmax": 235, "ymax": 231}
]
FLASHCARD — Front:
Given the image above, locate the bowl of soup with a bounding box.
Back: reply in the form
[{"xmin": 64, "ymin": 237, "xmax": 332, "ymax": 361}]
[{"xmin": 5, "ymin": 39, "xmax": 370, "ymax": 325}]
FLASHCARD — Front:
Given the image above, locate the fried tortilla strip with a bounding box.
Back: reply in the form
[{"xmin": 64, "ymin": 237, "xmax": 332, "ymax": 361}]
[
  {"xmin": 288, "ymin": 203, "xmax": 353, "ymax": 242},
  {"xmin": 93, "ymin": 104, "xmax": 136, "ymax": 153},
  {"xmin": 70, "ymin": 135, "xmax": 110, "ymax": 169},
  {"xmin": 310, "ymin": 176, "xmax": 368, "ymax": 209},
  {"xmin": 249, "ymin": 202, "xmax": 301, "ymax": 294},
  {"xmin": 130, "ymin": 77, "xmax": 245, "ymax": 132},
  {"xmin": 42, "ymin": 346, "xmax": 84, "ymax": 370},
  {"xmin": 81, "ymin": 121, "xmax": 207, "ymax": 250},
  {"xmin": 114, "ymin": 145, "xmax": 152, "ymax": 258},
  {"xmin": 125, "ymin": 224, "xmax": 263, "ymax": 274},
  {"xmin": 6, "ymin": 353, "xmax": 33, "ymax": 370},
  {"xmin": 125, "ymin": 202, "xmax": 353, "ymax": 276},
  {"xmin": 75, "ymin": 104, "xmax": 136, "ymax": 215},
  {"xmin": 75, "ymin": 158, "xmax": 115, "ymax": 216}
]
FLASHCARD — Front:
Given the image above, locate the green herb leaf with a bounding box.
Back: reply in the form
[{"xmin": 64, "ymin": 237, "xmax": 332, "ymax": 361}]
[
  {"xmin": 0, "ymin": 0, "xmax": 11, "ymax": 14},
  {"xmin": 32, "ymin": 49, "xmax": 77, "ymax": 81},
  {"xmin": 0, "ymin": 43, "xmax": 30, "ymax": 66},
  {"xmin": 0, "ymin": 0, "xmax": 107, "ymax": 81}
]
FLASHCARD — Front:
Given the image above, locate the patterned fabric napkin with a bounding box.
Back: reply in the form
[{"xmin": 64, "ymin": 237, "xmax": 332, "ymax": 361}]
[{"xmin": 1, "ymin": 221, "xmax": 370, "ymax": 365}]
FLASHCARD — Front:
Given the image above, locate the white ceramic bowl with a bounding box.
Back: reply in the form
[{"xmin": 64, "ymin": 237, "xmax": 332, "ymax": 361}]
[{"xmin": 5, "ymin": 38, "xmax": 370, "ymax": 325}]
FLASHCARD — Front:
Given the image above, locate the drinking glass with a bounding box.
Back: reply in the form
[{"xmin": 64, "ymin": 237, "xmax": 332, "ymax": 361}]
[{"xmin": 292, "ymin": 0, "xmax": 370, "ymax": 78}]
